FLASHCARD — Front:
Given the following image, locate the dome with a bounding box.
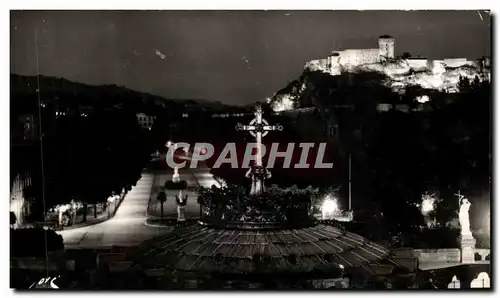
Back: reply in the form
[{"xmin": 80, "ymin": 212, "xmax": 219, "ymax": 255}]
[{"xmin": 134, "ymin": 223, "xmax": 396, "ymax": 278}]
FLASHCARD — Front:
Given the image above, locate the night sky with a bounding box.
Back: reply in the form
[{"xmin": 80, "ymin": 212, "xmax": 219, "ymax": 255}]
[{"xmin": 10, "ymin": 10, "xmax": 490, "ymax": 106}]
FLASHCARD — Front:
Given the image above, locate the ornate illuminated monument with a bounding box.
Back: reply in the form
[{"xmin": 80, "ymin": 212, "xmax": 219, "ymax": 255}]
[
  {"xmin": 236, "ymin": 103, "xmax": 282, "ymax": 196},
  {"xmin": 164, "ymin": 143, "xmax": 188, "ymax": 190},
  {"xmin": 135, "ymin": 103, "xmax": 410, "ymax": 289},
  {"xmin": 199, "ymin": 103, "xmax": 311, "ymax": 229},
  {"xmin": 175, "ymin": 190, "xmax": 188, "ymax": 222}
]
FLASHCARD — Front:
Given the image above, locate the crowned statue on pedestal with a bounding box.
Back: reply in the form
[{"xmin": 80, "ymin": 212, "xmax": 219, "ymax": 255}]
[{"xmin": 175, "ymin": 190, "xmax": 188, "ymax": 222}]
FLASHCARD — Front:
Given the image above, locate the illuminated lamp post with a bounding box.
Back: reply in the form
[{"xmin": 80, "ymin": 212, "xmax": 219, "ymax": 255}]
[{"xmin": 322, "ymin": 196, "xmax": 338, "ymax": 220}]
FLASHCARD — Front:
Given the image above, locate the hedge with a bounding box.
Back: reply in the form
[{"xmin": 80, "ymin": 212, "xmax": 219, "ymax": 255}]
[
  {"xmin": 164, "ymin": 180, "xmax": 187, "ymax": 190},
  {"xmin": 10, "ymin": 228, "xmax": 64, "ymax": 257}
]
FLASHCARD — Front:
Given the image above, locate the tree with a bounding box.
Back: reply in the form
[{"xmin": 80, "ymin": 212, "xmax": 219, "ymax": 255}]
[
  {"xmin": 10, "ymin": 75, "xmax": 169, "ymax": 226},
  {"xmin": 157, "ymin": 191, "xmax": 167, "ymax": 221},
  {"xmin": 402, "ymin": 52, "xmax": 411, "ymax": 59},
  {"xmin": 10, "ymin": 212, "xmax": 17, "ymax": 226},
  {"xmin": 294, "ymin": 68, "xmax": 490, "ymax": 238}
]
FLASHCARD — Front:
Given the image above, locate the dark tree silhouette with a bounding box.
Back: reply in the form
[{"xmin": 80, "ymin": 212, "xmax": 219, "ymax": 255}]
[
  {"xmin": 157, "ymin": 191, "xmax": 167, "ymax": 221},
  {"xmin": 282, "ymin": 69, "xmax": 491, "ymax": 241}
]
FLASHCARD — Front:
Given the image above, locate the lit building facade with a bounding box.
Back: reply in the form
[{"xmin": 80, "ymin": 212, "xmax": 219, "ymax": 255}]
[{"xmin": 136, "ymin": 113, "xmax": 156, "ymax": 130}]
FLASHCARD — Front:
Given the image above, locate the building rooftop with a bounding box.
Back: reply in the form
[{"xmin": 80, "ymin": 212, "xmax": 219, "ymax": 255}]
[{"xmin": 134, "ymin": 223, "xmax": 405, "ymax": 277}]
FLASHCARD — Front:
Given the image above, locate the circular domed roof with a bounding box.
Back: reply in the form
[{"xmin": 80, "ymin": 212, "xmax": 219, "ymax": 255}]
[{"xmin": 134, "ymin": 223, "xmax": 393, "ymax": 277}]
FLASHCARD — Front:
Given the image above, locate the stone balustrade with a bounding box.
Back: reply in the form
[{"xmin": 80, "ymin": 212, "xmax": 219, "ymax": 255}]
[
  {"xmin": 410, "ymin": 248, "xmax": 490, "ymax": 264},
  {"xmin": 412, "ymin": 248, "xmax": 461, "ymax": 263},
  {"xmin": 474, "ymin": 248, "xmax": 491, "ymax": 261}
]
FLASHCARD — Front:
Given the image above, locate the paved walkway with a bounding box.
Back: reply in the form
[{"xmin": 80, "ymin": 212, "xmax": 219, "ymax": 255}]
[
  {"xmin": 57, "ymin": 173, "xmax": 172, "ymax": 249},
  {"xmin": 147, "ymin": 167, "xmax": 221, "ymax": 219}
]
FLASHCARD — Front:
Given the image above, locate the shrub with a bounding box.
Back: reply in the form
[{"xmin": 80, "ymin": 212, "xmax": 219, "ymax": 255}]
[
  {"xmin": 197, "ymin": 183, "xmax": 318, "ymax": 226},
  {"xmin": 164, "ymin": 180, "xmax": 187, "ymax": 190}
]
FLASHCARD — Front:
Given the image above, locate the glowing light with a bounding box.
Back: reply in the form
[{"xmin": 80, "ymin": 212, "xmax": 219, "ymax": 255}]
[
  {"xmin": 107, "ymin": 194, "xmax": 120, "ymax": 203},
  {"xmin": 155, "ymin": 49, "xmax": 166, "ymax": 59},
  {"xmin": 322, "ymin": 197, "xmax": 338, "ymax": 214},
  {"xmin": 420, "ymin": 194, "xmax": 436, "ymax": 215},
  {"xmin": 416, "ymin": 95, "xmax": 430, "ymax": 103},
  {"xmin": 166, "ymin": 141, "xmax": 173, "ymax": 148}
]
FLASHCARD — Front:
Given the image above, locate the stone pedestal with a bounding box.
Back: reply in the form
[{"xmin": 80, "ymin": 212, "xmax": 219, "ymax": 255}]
[
  {"xmin": 459, "ymin": 234, "xmax": 476, "ymax": 264},
  {"xmin": 177, "ymin": 206, "xmax": 186, "ymax": 222}
]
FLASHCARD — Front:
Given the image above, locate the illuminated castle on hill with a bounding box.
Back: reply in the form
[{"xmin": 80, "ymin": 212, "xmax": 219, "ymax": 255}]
[{"xmin": 303, "ymin": 35, "xmax": 490, "ymax": 93}]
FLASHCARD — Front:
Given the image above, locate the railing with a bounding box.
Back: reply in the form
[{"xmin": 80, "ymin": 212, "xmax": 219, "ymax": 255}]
[
  {"xmin": 473, "ymin": 248, "xmax": 491, "ymax": 262},
  {"xmin": 412, "ymin": 249, "xmax": 461, "ymax": 263},
  {"xmin": 411, "ymin": 248, "xmax": 490, "ymax": 264}
]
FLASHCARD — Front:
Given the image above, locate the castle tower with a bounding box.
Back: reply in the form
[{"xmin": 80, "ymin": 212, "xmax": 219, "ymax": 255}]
[{"xmin": 378, "ymin": 35, "xmax": 395, "ymax": 60}]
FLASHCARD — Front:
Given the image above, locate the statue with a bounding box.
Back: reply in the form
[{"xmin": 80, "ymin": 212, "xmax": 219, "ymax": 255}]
[
  {"xmin": 172, "ymin": 167, "xmax": 180, "ymax": 183},
  {"xmin": 164, "ymin": 142, "xmax": 187, "ymax": 190},
  {"xmin": 175, "ymin": 190, "xmax": 188, "ymax": 222},
  {"xmin": 459, "ymin": 198, "xmax": 472, "ymax": 236},
  {"xmin": 245, "ymin": 162, "xmax": 272, "ymax": 196}
]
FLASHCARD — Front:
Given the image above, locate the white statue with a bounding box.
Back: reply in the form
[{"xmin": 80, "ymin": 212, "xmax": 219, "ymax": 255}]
[
  {"xmin": 459, "ymin": 198, "xmax": 472, "ymax": 236},
  {"xmin": 245, "ymin": 164, "xmax": 271, "ymax": 196},
  {"xmin": 172, "ymin": 167, "xmax": 180, "ymax": 183},
  {"xmin": 175, "ymin": 190, "xmax": 188, "ymax": 222}
]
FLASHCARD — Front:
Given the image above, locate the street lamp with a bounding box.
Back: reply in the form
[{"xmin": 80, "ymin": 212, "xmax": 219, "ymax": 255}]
[
  {"xmin": 322, "ymin": 198, "xmax": 338, "ymax": 213},
  {"xmin": 107, "ymin": 196, "xmax": 115, "ymax": 218},
  {"xmin": 421, "ymin": 197, "xmax": 435, "ymax": 215},
  {"xmin": 322, "ymin": 196, "xmax": 338, "ymax": 220}
]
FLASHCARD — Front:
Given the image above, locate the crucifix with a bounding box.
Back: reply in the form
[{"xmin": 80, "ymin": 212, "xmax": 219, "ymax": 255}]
[
  {"xmin": 236, "ymin": 103, "xmax": 283, "ymax": 196},
  {"xmin": 455, "ymin": 191, "xmax": 464, "ymax": 207}
]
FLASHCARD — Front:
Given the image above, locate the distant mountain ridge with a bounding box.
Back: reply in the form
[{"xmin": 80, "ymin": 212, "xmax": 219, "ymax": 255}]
[{"xmin": 10, "ymin": 74, "xmax": 237, "ymax": 113}]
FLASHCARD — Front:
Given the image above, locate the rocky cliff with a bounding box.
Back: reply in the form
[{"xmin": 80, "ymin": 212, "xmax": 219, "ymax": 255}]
[{"xmin": 269, "ymin": 57, "xmax": 490, "ymax": 112}]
